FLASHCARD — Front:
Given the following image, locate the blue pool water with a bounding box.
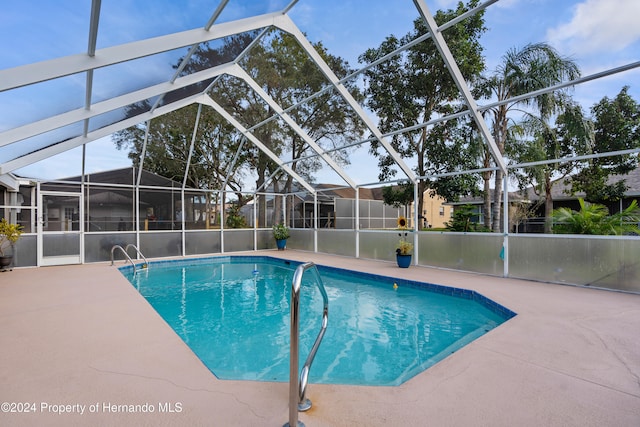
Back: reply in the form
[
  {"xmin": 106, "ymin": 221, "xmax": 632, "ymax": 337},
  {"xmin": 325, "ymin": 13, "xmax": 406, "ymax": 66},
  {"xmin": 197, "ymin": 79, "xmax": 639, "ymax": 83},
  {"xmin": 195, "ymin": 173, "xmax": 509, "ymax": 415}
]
[{"xmin": 121, "ymin": 256, "xmax": 515, "ymax": 386}]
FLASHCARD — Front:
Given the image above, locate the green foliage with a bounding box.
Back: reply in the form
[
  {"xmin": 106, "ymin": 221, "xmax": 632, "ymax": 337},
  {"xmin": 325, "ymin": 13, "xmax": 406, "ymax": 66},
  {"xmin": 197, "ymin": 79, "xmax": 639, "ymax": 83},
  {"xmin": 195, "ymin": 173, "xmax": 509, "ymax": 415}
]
[
  {"xmin": 509, "ymin": 101, "xmax": 592, "ymax": 232},
  {"xmin": 272, "ymin": 223, "xmax": 290, "ymax": 240},
  {"xmin": 552, "ymin": 198, "xmax": 640, "ymax": 235},
  {"xmin": 211, "ymin": 31, "xmax": 365, "ymax": 196},
  {"xmin": 225, "ymin": 204, "xmax": 247, "ymax": 229},
  {"xmin": 359, "ymin": 0, "xmax": 486, "ymax": 216},
  {"xmin": 0, "ymin": 218, "xmax": 23, "ymax": 256},
  {"xmin": 570, "ymin": 86, "xmax": 640, "ymax": 203},
  {"xmin": 445, "ymin": 205, "xmax": 488, "ymax": 232},
  {"xmin": 382, "ymin": 181, "xmax": 414, "ymax": 208},
  {"xmin": 114, "ymin": 31, "xmax": 364, "ymax": 223},
  {"xmin": 482, "ymin": 42, "xmax": 581, "ymax": 231}
]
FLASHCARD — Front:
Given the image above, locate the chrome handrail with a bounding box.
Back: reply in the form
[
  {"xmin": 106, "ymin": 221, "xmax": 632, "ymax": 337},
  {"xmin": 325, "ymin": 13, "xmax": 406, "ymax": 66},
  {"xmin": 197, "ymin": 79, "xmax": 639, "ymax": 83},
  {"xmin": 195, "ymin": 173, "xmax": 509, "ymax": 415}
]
[
  {"xmin": 125, "ymin": 244, "xmax": 149, "ymax": 268},
  {"xmin": 285, "ymin": 262, "xmax": 329, "ymax": 427},
  {"xmin": 110, "ymin": 245, "xmax": 136, "ymax": 270},
  {"xmin": 110, "ymin": 244, "xmax": 148, "ymax": 276}
]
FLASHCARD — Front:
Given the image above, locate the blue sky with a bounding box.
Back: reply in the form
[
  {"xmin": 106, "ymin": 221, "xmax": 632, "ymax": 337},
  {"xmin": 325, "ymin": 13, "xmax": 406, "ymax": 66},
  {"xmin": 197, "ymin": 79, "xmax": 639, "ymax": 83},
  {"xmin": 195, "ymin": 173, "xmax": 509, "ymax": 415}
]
[{"xmin": 1, "ymin": 0, "xmax": 639, "ymax": 185}]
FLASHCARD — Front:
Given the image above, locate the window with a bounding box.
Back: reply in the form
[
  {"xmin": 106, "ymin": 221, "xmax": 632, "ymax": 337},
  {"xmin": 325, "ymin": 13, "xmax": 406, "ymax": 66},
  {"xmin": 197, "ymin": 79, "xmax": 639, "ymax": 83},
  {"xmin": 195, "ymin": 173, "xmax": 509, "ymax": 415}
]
[
  {"xmin": 439, "ymin": 206, "xmax": 445, "ymax": 216},
  {"xmin": 64, "ymin": 207, "xmax": 75, "ymax": 220}
]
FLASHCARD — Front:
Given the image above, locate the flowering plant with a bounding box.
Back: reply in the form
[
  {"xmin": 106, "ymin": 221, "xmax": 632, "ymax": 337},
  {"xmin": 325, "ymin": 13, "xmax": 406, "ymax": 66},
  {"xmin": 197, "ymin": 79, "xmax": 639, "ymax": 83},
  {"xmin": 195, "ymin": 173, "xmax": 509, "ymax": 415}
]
[
  {"xmin": 272, "ymin": 223, "xmax": 290, "ymax": 240},
  {"xmin": 0, "ymin": 218, "xmax": 23, "ymax": 256},
  {"xmin": 396, "ymin": 238, "xmax": 413, "ymax": 255},
  {"xmin": 396, "ymin": 216, "xmax": 413, "ymax": 255}
]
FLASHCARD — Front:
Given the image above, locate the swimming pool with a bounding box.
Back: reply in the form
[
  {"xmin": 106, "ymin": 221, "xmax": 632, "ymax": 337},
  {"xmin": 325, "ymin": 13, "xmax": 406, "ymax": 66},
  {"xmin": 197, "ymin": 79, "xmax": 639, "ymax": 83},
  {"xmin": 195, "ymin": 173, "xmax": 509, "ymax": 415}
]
[{"xmin": 121, "ymin": 256, "xmax": 515, "ymax": 386}]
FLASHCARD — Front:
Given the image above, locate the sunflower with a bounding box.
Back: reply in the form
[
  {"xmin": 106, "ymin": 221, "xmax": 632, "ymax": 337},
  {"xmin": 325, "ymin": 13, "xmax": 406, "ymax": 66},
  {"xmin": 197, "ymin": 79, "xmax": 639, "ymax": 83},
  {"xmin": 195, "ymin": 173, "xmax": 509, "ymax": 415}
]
[{"xmin": 397, "ymin": 216, "xmax": 407, "ymax": 228}]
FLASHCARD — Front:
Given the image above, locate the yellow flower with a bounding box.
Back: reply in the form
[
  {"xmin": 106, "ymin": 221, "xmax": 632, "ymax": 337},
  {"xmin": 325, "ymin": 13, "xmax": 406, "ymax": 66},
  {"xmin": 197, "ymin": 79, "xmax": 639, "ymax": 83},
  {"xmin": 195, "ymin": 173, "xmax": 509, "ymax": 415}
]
[
  {"xmin": 396, "ymin": 239, "xmax": 413, "ymax": 255},
  {"xmin": 397, "ymin": 216, "xmax": 407, "ymax": 228}
]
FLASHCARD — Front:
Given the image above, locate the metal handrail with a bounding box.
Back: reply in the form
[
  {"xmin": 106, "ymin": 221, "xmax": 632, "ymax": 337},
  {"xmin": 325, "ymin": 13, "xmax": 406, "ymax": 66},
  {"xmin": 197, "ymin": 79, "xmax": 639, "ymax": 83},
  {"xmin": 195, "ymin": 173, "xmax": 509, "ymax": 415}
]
[
  {"xmin": 125, "ymin": 244, "xmax": 149, "ymax": 268},
  {"xmin": 110, "ymin": 245, "xmax": 136, "ymax": 270},
  {"xmin": 285, "ymin": 262, "xmax": 329, "ymax": 427},
  {"xmin": 110, "ymin": 244, "xmax": 148, "ymax": 276}
]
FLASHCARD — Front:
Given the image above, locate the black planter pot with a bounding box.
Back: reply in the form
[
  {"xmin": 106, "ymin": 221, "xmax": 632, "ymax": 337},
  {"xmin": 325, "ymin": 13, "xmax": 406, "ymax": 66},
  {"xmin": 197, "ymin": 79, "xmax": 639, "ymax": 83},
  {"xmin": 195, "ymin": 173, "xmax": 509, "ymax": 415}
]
[{"xmin": 0, "ymin": 255, "xmax": 13, "ymax": 271}]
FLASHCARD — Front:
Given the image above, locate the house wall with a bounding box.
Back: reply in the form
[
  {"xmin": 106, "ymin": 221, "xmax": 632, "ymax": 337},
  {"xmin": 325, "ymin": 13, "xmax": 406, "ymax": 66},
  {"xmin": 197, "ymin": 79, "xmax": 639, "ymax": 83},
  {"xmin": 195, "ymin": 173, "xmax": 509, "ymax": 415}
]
[{"xmin": 417, "ymin": 193, "xmax": 453, "ymax": 229}]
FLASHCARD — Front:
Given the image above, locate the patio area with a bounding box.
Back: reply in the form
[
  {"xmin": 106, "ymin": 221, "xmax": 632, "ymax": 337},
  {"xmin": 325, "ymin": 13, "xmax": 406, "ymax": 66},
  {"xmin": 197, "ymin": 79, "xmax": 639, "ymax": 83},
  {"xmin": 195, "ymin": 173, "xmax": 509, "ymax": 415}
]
[{"xmin": 1, "ymin": 250, "xmax": 639, "ymax": 426}]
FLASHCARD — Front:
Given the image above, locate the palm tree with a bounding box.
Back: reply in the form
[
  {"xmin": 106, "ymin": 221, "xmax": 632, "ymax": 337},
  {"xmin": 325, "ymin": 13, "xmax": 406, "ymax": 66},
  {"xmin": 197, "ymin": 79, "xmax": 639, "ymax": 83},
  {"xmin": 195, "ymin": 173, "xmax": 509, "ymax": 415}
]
[
  {"xmin": 482, "ymin": 43, "xmax": 581, "ymax": 232},
  {"xmin": 552, "ymin": 198, "xmax": 640, "ymax": 235},
  {"xmin": 511, "ymin": 102, "xmax": 594, "ymax": 233}
]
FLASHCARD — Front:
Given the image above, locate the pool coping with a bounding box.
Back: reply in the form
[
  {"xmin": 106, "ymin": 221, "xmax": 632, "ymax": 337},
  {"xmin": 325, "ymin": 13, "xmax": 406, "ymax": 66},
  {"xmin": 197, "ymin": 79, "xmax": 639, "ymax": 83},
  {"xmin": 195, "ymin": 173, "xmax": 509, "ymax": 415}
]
[
  {"xmin": 119, "ymin": 254, "xmax": 517, "ymax": 320},
  {"xmin": 2, "ymin": 250, "xmax": 639, "ymax": 426}
]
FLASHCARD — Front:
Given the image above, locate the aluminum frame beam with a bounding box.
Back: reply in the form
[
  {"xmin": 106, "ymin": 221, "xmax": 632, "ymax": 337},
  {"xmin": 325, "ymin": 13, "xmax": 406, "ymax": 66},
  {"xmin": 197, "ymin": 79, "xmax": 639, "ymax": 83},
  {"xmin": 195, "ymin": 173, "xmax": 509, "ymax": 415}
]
[
  {"xmin": 0, "ymin": 62, "xmax": 236, "ymax": 148},
  {"xmin": 413, "ymin": 0, "xmax": 507, "ymax": 173},
  {"xmin": 151, "ymin": 0, "xmax": 231, "ymax": 112},
  {"xmin": 3, "ymin": 0, "xmax": 634, "ymax": 192},
  {"xmin": 198, "ymin": 94, "xmax": 316, "ymax": 194},
  {"xmin": 275, "ymin": 15, "xmax": 417, "ymax": 183},
  {"xmin": 0, "ymin": 92, "xmax": 202, "ymax": 174},
  {"xmin": 0, "ymin": 11, "xmax": 283, "ymax": 92},
  {"xmin": 227, "ymin": 65, "xmax": 357, "ymax": 189}
]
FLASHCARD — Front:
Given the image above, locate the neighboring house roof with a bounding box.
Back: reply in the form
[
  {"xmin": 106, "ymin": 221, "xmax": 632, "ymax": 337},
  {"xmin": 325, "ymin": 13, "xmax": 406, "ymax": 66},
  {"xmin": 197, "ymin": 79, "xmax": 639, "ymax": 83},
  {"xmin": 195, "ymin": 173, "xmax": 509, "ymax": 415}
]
[
  {"xmin": 11, "ymin": 167, "xmax": 185, "ymax": 190},
  {"xmin": 297, "ymin": 184, "xmax": 384, "ymax": 203},
  {"xmin": 446, "ymin": 189, "xmax": 528, "ymax": 206},
  {"xmin": 60, "ymin": 167, "xmax": 183, "ymax": 188},
  {"xmin": 521, "ymin": 167, "xmax": 640, "ymax": 202},
  {"xmin": 30, "ymin": 167, "xmax": 184, "ymax": 209},
  {"xmin": 446, "ymin": 167, "xmax": 640, "ymax": 206}
]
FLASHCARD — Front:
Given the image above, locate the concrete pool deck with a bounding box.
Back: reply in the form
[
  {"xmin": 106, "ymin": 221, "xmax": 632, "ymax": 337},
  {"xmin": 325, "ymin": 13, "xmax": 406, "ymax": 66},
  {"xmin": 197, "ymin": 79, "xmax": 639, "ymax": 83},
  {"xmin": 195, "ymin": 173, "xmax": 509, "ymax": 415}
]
[{"xmin": 1, "ymin": 250, "xmax": 639, "ymax": 426}]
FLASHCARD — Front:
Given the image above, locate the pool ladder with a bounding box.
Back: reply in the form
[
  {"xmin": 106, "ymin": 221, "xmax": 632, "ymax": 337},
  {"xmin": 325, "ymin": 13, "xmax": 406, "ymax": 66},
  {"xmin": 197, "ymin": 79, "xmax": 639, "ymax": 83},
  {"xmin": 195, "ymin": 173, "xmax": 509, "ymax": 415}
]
[
  {"xmin": 110, "ymin": 244, "xmax": 149, "ymax": 274},
  {"xmin": 285, "ymin": 262, "xmax": 329, "ymax": 427}
]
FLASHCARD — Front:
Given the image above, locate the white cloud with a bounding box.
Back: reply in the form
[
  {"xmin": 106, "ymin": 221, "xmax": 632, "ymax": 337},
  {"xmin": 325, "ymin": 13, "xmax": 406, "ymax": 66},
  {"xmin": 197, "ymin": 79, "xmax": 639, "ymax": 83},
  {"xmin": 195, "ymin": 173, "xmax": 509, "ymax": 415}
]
[{"xmin": 547, "ymin": 0, "xmax": 640, "ymax": 55}]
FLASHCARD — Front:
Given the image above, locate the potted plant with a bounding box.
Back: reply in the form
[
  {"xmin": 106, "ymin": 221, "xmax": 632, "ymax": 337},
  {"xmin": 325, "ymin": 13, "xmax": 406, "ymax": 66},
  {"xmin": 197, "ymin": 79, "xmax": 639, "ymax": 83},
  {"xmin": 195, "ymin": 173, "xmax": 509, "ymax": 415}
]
[
  {"xmin": 395, "ymin": 216, "xmax": 413, "ymax": 268},
  {"xmin": 0, "ymin": 218, "xmax": 23, "ymax": 271},
  {"xmin": 272, "ymin": 223, "xmax": 290, "ymax": 250}
]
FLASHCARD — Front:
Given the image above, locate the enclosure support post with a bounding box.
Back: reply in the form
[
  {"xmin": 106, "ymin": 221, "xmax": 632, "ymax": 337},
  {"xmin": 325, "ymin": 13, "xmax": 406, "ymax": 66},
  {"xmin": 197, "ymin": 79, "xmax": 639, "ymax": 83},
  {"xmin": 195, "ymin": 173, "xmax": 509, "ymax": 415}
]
[
  {"xmin": 253, "ymin": 190, "xmax": 257, "ymax": 250},
  {"xmin": 282, "ymin": 194, "xmax": 287, "ymax": 228},
  {"xmin": 413, "ymin": 182, "xmax": 419, "ymax": 265},
  {"xmin": 181, "ymin": 188, "xmax": 186, "ymax": 256},
  {"xmin": 135, "ymin": 122, "xmax": 150, "ymax": 253},
  {"xmin": 220, "ymin": 190, "xmax": 225, "ymax": 253},
  {"xmin": 503, "ymin": 172, "xmax": 509, "ymax": 277},
  {"xmin": 355, "ymin": 187, "xmax": 360, "ymax": 258},
  {"xmin": 313, "ymin": 193, "xmax": 318, "ymax": 253}
]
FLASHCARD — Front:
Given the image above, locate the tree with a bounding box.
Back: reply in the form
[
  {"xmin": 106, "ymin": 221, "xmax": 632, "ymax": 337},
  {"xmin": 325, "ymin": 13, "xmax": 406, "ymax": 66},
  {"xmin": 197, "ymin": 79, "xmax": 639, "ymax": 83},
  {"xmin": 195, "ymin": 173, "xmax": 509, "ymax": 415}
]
[
  {"xmin": 115, "ymin": 31, "xmax": 365, "ymax": 227},
  {"xmin": 552, "ymin": 198, "xmax": 640, "ymax": 235},
  {"xmin": 445, "ymin": 204, "xmax": 487, "ymax": 232},
  {"xmin": 570, "ymin": 86, "xmax": 640, "ymax": 203},
  {"xmin": 209, "ymin": 31, "xmax": 365, "ymax": 225},
  {"xmin": 510, "ymin": 101, "xmax": 592, "ymax": 233},
  {"xmin": 113, "ymin": 104, "xmax": 246, "ymax": 227},
  {"xmin": 359, "ymin": 0, "xmax": 486, "ymax": 217},
  {"xmin": 481, "ymin": 42, "xmax": 580, "ymax": 232},
  {"xmin": 382, "ymin": 180, "xmax": 414, "ymax": 221},
  {"xmin": 225, "ymin": 203, "xmax": 248, "ymax": 229},
  {"xmin": 509, "ymin": 201, "xmax": 536, "ymax": 233},
  {"xmin": 113, "ymin": 34, "xmax": 260, "ymax": 226}
]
